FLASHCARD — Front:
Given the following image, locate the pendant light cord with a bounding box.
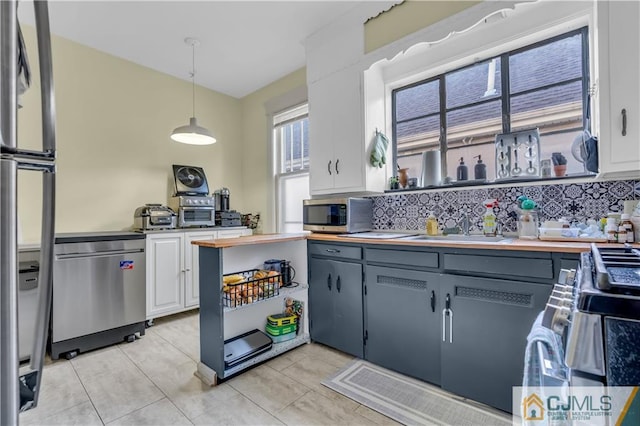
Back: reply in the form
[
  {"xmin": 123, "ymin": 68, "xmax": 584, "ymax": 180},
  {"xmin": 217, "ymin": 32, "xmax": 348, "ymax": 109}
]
[{"xmin": 191, "ymin": 41, "xmax": 196, "ymax": 118}]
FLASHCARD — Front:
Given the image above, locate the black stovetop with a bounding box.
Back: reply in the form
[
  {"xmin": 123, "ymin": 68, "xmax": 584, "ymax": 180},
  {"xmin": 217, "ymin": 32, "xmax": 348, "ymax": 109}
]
[{"xmin": 576, "ymin": 252, "xmax": 640, "ymax": 321}]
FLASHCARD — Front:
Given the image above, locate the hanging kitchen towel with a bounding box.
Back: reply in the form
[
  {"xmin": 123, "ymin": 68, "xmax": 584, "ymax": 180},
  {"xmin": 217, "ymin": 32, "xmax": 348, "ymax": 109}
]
[
  {"xmin": 370, "ymin": 130, "xmax": 389, "ymax": 168},
  {"xmin": 583, "ymin": 94, "xmax": 599, "ymax": 173},
  {"xmin": 523, "ymin": 312, "xmax": 564, "ymax": 388}
]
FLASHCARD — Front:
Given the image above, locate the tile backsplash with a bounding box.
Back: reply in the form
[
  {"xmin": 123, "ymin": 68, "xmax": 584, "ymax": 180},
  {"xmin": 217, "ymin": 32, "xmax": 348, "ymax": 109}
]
[{"xmin": 370, "ymin": 179, "xmax": 640, "ymax": 233}]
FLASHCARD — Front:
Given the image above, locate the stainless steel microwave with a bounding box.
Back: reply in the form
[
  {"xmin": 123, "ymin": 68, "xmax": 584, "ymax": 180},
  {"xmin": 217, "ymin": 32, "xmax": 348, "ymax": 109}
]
[{"xmin": 303, "ymin": 198, "xmax": 373, "ymax": 233}]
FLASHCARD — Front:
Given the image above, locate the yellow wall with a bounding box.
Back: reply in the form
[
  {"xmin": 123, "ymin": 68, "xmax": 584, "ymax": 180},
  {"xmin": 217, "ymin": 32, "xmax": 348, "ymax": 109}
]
[
  {"xmin": 364, "ymin": 0, "xmax": 481, "ymax": 53},
  {"xmin": 16, "ymin": 2, "xmax": 482, "ymax": 242},
  {"xmin": 239, "ymin": 68, "xmax": 307, "ymax": 234},
  {"xmin": 18, "ymin": 26, "xmax": 243, "ymax": 243}
]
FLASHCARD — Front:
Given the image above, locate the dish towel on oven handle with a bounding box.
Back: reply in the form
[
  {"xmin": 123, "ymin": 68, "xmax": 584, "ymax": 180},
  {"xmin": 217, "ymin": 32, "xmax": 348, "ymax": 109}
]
[{"xmin": 523, "ymin": 311, "xmax": 566, "ymax": 388}]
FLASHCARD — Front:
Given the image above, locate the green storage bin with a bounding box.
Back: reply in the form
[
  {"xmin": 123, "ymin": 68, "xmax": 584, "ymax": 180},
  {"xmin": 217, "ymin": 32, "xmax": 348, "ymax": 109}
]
[{"xmin": 265, "ymin": 322, "xmax": 297, "ymax": 336}]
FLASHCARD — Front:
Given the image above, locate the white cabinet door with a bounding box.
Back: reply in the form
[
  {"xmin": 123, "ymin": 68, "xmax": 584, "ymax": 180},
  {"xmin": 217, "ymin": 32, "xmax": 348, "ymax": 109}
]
[
  {"xmin": 146, "ymin": 234, "xmax": 184, "ymax": 319},
  {"xmin": 184, "ymin": 231, "xmax": 218, "ymax": 308},
  {"xmin": 332, "ymin": 67, "xmax": 364, "ymax": 192},
  {"xmin": 308, "ymin": 76, "xmax": 336, "ymax": 194},
  {"xmin": 309, "ymin": 67, "xmax": 367, "ymax": 195},
  {"xmin": 598, "ymin": 0, "xmax": 640, "ymax": 177}
]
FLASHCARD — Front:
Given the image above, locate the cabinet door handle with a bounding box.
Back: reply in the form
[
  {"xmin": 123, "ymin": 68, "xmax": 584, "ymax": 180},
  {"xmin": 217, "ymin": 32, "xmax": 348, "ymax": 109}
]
[
  {"xmin": 335, "ymin": 158, "xmax": 339, "ymax": 174},
  {"xmin": 430, "ymin": 290, "xmax": 435, "ymax": 313},
  {"xmin": 622, "ymin": 108, "xmax": 627, "ymax": 136},
  {"xmin": 325, "ymin": 248, "xmax": 340, "ymax": 253},
  {"xmin": 448, "ymin": 309, "xmax": 454, "ymax": 343},
  {"xmin": 336, "ymin": 275, "xmax": 341, "ymax": 293},
  {"xmin": 327, "ymin": 274, "xmax": 332, "ymax": 291},
  {"xmin": 328, "ymin": 160, "xmax": 332, "ymax": 175},
  {"xmin": 442, "ymin": 308, "xmax": 447, "ymax": 342},
  {"xmin": 443, "ymin": 293, "xmax": 453, "ymax": 343}
]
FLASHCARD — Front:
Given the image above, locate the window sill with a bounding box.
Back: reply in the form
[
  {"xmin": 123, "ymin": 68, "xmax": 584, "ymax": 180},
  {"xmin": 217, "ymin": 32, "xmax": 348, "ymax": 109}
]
[{"xmin": 384, "ymin": 173, "xmax": 597, "ymax": 193}]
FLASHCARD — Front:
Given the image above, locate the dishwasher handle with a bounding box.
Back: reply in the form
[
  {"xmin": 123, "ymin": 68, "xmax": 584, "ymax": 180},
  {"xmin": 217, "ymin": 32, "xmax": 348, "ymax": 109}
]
[{"xmin": 56, "ymin": 248, "xmax": 144, "ymax": 260}]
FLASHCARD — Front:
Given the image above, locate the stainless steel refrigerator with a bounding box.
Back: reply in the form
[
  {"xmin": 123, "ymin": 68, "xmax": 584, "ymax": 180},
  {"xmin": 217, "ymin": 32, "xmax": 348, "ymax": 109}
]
[{"xmin": 1, "ymin": 1, "xmax": 56, "ymax": 423}]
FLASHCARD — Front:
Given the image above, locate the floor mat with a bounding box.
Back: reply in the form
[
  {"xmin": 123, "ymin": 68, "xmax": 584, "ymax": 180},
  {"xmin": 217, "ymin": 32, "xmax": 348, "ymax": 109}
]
[{"xmin": 322, "ymin": 359, "xmax": 512, "ymax": 426}]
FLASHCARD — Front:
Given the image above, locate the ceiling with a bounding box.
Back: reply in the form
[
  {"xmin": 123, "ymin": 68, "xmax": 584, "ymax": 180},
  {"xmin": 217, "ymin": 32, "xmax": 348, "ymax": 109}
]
[{"xmin": 17, "ymin": 1, "xmax": 384, "ymax": 99}]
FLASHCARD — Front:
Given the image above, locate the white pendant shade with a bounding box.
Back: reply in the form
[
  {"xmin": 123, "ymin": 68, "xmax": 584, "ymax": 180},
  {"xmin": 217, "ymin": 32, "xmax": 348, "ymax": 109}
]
[
  {"xmin": 172, "ymin": 37, "xmax": 216, "ymax": 146},
  {"xmin": 171, "ymin": 117, "xmax": 216, "ymax": 145}
]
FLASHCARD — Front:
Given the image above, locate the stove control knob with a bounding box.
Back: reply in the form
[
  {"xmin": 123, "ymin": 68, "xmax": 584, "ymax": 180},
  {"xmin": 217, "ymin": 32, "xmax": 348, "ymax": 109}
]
[
  {"xmin": 558, "ymin": 269, "xmax": 576, "ymax": 285},
  {"xmin": 552, "ymin": 306, "xmax": 571, "ymax": 334}
]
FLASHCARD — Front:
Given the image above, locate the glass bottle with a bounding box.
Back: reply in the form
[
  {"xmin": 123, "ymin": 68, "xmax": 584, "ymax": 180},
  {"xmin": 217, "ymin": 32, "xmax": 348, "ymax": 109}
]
[{"xmin": 517, "ymin": 208, "xmax": 538, "ymax": 239}]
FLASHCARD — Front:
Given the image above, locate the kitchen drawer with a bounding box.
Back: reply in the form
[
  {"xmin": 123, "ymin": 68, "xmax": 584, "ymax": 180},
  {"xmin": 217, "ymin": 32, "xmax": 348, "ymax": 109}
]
[
  {"xmin": 366, "ymin": 248, "xmax": 438, "ymax": 269},
  {"xmin": 309, "ymin": 243, "xmax": 362, "ymax": 260},
  {"xmin": 443, "ymin": 253, "xmax": 553, "ymax": 280}
]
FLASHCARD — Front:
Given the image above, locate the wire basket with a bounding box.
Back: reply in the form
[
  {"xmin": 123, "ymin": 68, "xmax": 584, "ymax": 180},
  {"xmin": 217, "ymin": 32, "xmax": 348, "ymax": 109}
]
[{"xmin": 222, "ymin": 269, "xmax": 280, "ymax": 308}]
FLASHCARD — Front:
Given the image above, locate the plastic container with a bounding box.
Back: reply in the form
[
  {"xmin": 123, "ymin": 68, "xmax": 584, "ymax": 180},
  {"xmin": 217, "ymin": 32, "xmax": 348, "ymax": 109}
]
[
  {"xmin": 267, "ymin": 313, "xmax": 297, "ymax": 327},
  {"xmin": 517, "ymin": 209, "xmax": 538, "ymax": 239},
  {"xmin": 265, "ymin": 322, "xmax": 297, "ymax": 336},
  {"xmin": 482, "ymin": 201, "xmax": 497, "ymax": 237},
  {"xmin": 622, "ymin": 213, "xmax": 635, "ymax": 243},
  {"xmin": 269, "ymin": 331, "xmax": 297, "ymax": 343}
]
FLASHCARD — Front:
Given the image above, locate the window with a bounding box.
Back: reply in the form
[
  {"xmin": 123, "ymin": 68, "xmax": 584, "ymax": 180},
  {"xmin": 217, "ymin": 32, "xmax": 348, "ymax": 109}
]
[
  {"xmin": 393, "ymin": 28, "xmax": 590, "ymax": 184},
  {"xmin": 274, "ymin": 104, "xmax": 309, "ymax": 232}
]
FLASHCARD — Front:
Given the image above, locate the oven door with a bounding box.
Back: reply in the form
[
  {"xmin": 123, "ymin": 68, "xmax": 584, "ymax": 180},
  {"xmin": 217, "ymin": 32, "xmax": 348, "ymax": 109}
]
[{"xmin": 179, "ymin": 207, "xmax": 215, "ymax": 227}]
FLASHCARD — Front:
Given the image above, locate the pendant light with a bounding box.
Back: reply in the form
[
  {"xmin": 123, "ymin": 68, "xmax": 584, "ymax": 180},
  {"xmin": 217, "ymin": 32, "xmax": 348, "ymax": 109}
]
[{"xmin": 171, "ymin": 37, "xmax": 216, "ymax": 145}]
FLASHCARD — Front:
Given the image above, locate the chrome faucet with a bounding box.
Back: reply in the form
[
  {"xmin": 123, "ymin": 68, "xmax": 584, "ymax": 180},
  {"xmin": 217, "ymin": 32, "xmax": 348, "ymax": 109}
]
[{"xmin": 459, "ymin": 212, "xmax": 470, "ymax": 236}]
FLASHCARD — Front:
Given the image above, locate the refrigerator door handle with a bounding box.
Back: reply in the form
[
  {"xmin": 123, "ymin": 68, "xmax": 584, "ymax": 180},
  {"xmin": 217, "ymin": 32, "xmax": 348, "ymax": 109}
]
[
  {"xmin": 34, "ymin": 0, "xmax": 56, "ymax": 154},
  {"xmin": 23, "ymin": 0, "xmax": 57, "ymax": 412}
]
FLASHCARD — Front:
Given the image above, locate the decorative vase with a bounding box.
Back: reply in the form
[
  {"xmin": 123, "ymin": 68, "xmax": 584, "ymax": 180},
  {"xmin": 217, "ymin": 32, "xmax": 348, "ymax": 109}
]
[
  {"xmin": 398, "ymin": 168, "xmax": 409, "ymax": 188},
  {"xmin": 553, "ymin": 165, "xmax": 567, "ymax": 177}
]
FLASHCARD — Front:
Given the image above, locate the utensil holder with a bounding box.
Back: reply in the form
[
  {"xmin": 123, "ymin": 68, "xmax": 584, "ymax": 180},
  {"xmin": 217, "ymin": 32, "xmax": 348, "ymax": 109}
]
[{"xmin": 495, "ymin": 128, "xmax": 541, "ymax": 180}]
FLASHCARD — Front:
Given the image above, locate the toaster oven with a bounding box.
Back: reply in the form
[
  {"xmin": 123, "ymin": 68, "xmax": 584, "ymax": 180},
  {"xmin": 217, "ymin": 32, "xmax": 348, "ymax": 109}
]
[{"xmin": 169, "ymin": 196, "xmax": 216, "ymax": 228}]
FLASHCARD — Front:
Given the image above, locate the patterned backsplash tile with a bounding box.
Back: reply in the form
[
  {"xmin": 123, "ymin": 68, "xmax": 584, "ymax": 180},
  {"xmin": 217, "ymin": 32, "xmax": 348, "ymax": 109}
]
[{"xmin": 370, "ymin": 179, "xmax": 640, "ymax": 233}]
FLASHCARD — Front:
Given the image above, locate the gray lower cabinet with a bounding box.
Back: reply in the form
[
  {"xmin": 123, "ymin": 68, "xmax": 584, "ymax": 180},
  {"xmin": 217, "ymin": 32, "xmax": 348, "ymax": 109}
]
[
  {"xmin": 309, "ymin": 257, "xmax": 363, "ymax": 357},
  {"xmin": 364, "ymin": 265, "xmax": 441, "ymax": 385},
  {"xmin": 439, "ymin": 274, "xmax": 552, "ymax": 413}
]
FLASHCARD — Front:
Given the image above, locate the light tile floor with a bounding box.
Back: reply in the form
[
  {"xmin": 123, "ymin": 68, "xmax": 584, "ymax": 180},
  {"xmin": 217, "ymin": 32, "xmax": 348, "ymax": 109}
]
[
  {"xmin": 19, "ymin": 310, "xmax": 508, "ymax": 425},
  {"xmin": 19, "ymin": 311, "xmax": 400, "ymax": 426}
]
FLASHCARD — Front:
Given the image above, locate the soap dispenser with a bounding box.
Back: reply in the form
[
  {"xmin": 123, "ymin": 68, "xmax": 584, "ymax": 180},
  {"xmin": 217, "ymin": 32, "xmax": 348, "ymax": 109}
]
[
  {"xmin": 426, "ymin": 213, "xmax": 439, "ymax": 236},
  {"xmin": 474, "ymin": 155, "xmax": 487, "ymax": 180},
  {"xmin": 456, "ymin": 157, "xmax": 469, "ymax": 181}
]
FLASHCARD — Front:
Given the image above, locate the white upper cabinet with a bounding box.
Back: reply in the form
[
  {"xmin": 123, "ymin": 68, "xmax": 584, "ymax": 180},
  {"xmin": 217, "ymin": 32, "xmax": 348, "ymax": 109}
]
[
  {"xmin": 308, "ymin": 66, "xmax": 372, "ymax": 195},
  {"xmin": 597, "ymin": 0, "xmax": 640, "ymax": 178}
]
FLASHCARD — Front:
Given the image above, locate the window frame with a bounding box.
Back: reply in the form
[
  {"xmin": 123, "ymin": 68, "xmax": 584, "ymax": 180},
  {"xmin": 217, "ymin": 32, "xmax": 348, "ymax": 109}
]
[
  {"xmin": 390, "ymin": 26, "xmax": 591, "ymax": 184},
  {"xmin": 272, "ymin": 103, "xmax": 310, "ymax": 233}
]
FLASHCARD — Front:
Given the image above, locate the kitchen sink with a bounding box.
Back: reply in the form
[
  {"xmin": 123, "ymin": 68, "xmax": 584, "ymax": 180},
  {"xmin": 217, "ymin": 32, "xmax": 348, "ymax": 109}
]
[{"xmin": 398, "ymin": 234, "xmax": 512, "ymax": 243}]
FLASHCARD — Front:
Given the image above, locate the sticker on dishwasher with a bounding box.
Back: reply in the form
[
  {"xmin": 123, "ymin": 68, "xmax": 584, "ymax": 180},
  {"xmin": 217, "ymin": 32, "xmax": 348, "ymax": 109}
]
[{"xmin": 120, "ymin": 260, "xmax": 135, "ymax": 270}]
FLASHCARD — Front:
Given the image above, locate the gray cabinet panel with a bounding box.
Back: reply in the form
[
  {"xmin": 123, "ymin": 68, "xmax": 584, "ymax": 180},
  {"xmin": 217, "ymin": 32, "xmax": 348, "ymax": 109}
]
[
  {"xmin": 309, "ymin": 258, "xmax": 335, "ymax": 348},
  {"xmin": 332, "ymin": 261, "xmax": 364, "ymax": 357},
  {"xmin": 308, "ymin": 256, "xmax": 363, "ymax": 357},
  {"xmin": 365, "ymin": 266, "xmax": 441, "ymax": 384},
  {"xmin": 443, "ymin": 253, "xmax": 553, "ymax": 279},
  {"xmin": 309, "ymin": 243, "xmax": 362, "ymax": 260},
  {"xmin": 440, "ymin": 274, "xmax": 552, "ymax": 413},
  {"xmin": 366, "ymin": 248, "xmax": 438, "ymax": 269}
]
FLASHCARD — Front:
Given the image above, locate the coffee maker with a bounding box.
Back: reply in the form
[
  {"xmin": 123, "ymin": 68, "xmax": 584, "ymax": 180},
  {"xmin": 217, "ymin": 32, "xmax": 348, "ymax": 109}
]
[
  {"xmin": 214, "ymin": 187, "xmax": 241, "ymax": 227},
  {"xmin": 213, "ymin": 188, "xmax": 230, "ymax": 212}
]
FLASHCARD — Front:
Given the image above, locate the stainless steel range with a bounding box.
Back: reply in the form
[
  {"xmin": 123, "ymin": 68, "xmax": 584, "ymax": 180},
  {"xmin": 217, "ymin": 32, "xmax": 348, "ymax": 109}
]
[{"xmin": 540, "ymin": 244, "xmax": 640, "ymax": 387}]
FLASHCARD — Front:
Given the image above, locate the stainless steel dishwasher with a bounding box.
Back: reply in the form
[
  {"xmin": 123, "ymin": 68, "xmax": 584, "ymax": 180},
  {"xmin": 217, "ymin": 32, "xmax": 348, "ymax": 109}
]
[{"xmin": 51, "ymin": 232, "xmax": 146, "ymax": 359}]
